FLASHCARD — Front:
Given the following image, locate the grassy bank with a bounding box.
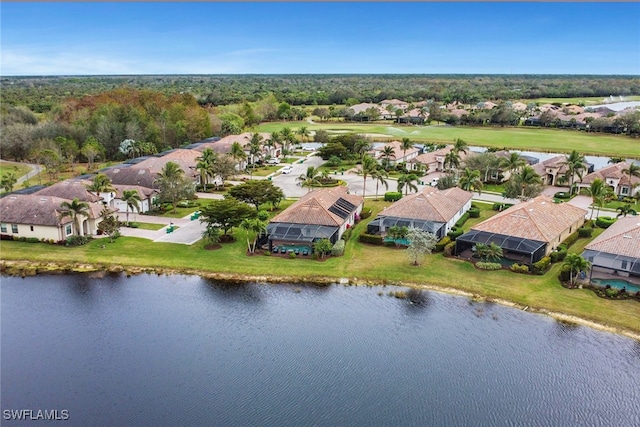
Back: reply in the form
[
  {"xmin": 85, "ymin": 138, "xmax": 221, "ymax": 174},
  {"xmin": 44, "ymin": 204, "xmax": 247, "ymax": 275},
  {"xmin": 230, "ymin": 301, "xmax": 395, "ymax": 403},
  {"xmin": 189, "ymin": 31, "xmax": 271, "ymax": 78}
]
[
  {"xmin": 255, "ymin": 122, "xmax": 640, "ymax": 158},
  {"xmin": 2, "ymin": 200, "xmax": 639, "ymax": 337}
]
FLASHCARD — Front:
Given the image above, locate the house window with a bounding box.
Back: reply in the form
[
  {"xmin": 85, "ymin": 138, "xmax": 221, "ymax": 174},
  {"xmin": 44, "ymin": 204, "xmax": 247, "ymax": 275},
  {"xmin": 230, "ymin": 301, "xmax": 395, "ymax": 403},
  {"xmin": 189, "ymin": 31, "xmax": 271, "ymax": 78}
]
[
  {"xmin": 621, "ymin": 187, "xmax": 629, "ymax": 195},
  {"xmin": 0, "ymin": 224, "xmax": 6, "ymax": 233},
  {"xmin": 11, "ymin": 224, "xmax": 18, "ymax": 233},
  {"xmin": 30, "ymin": 225, "xmax": 34, "ymax": 232},
  {"xmin": 65, "ymin": 225, "xmax": 73, "ymax": 236}
]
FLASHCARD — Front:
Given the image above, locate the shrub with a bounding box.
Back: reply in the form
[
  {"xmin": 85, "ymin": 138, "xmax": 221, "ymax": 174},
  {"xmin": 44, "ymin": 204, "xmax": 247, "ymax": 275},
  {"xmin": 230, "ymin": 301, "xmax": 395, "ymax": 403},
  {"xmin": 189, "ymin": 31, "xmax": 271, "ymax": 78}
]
[
  {"xmin": 558, "ymin": 265, "xmax": 571, "ymax": 282},
  {"xmin": 65, "ymin": 235, "xmax": 90, "ymax": 247},
  {"xmin": 341, "ymin": 228, "xmax": 353, "ymax": 241},
  {"xmin": 360, "ymin": 207, "xmax": 372, "ymax": 220},
  {"xmin": 25, "ymin": 237, "xmax": 40, "ymax": 243},
  {"xmin": 596, "ymin": 217, "xmax": 616, "ymax": 229},
  {"xmin": 492, "ymin": 203, "xmax": 513, "ymax": 211},
  {"xmin": 384, "ymin": 192, "xmax": 403, "ymax": 202},
  {"xmin": 288, "ymin": 252, "xmax": 297, "ymax": 259},
  {"xmin": 447, "ymin": 228, "xmax": 464, "ymax": 240},
  {"xmin": 476, "ymin": 262, "xmax": 502, "ymax": 270},
  {"xmin": 434, "ymin": 236, "xmax": 451, "ymax": 252},
  {"xmin": 468, "ymin": 207, "xmax": 481, "ymax": 218},
  {"xmin": 532, "ymin": 256, "xmax": 551, "ymax": 274},
  {"xmin": 455, "ymin": 213, "xmax": 470, "ymax": 228},
  {"xmin": 359, "ymin": 233, "xmax": 383, "ymax": 245},
  {"xmin": 331, "ymin": 240, "xmax": 345, "ymax": 256},
  {"xmin": 554, "ymin": 191, "xmax": 571, "ymax": 199},
  {"xmin": 443, "ymin": 241, "xmax": 456, "ymax": 256},
  {"xmin": 550, "ymin": 248, "xmax": 568, "ymax": 263},
  {"xmin": 128, "ymin": 222, "xmax": 140, "ymax": 228},
  {"xmin": 563, "ymin": 231, "xmax": 580, "ymax": 248},
  {"xmin": 510, "ymin": 263, "xmax": 529, "ymax": 274},
  {"xmin": 578, "ymin": 227, "xmax": 593, "ymax": 238}
]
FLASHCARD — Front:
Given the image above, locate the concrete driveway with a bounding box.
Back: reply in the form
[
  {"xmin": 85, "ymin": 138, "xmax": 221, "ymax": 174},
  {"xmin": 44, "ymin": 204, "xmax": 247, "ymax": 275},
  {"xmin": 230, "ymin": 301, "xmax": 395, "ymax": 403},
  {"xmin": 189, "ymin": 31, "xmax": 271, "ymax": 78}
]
[{"xmin": 117, "ymin": 212, "xmax": 206, "ymax": 245}]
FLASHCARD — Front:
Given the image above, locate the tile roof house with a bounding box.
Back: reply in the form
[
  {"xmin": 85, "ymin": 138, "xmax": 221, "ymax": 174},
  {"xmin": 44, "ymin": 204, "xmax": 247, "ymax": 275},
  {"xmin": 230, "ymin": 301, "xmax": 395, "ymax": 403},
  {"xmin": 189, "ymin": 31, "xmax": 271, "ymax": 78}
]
[
  {"xmin": 91, "ymin": 184, "xmax": 158, "ymax": 214},
  {"xmin": 582, "ymin": 217, "xmax": 640, "ymax": 278},
  {"xmin": 266, "ymin": 187, "xmax": 363, "ymax": 252},
  {"xmin": 0, "ymin": 194, "xmax": 104, "ymax": 241},
  {"xmin": 34, "ymin": 179, "xmax": 102, "ymax": 203},
  {"xmin": 367, "ymin": 186, "xmax": 473, "ymax": 239},
  {"xmin": 577, "ymin": 162, "xmax": 640, "ymax": 198},
  {"xmin": 455, "ymin": 195, "xmax": 587, "ymax": 264},
  {"xmin": 373, "ymin": 141, "xmax": 420, "ymax": 166},
  {"xmin": 131, "ymin": 149, "xmax": 201, "ymax": 181},
  {"xmin": 410, "ymin": 145, "xmax": 469, "ymax": 174},
  {"xmin": 194, "ymin": 132, "xmax": 276, "ymax": 168},
  {"xmin": 380, "ymin": 99, "xmax": 409, "ymax": 111},
  {"xmin": 103, "ymin": 167, "xmax": 157, "ymax": 189},
  {"xmin": 532, "ymin": 155, "xmax": 592, "ymax": 186}
]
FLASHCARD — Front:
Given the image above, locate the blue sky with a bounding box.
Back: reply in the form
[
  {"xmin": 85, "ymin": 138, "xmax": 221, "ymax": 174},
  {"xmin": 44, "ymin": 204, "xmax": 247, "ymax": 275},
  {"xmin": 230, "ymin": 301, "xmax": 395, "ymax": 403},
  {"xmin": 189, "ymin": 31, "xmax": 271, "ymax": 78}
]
[{"xmin": 1, "ymin": 2, "xmax": 639, "ymax": 75}]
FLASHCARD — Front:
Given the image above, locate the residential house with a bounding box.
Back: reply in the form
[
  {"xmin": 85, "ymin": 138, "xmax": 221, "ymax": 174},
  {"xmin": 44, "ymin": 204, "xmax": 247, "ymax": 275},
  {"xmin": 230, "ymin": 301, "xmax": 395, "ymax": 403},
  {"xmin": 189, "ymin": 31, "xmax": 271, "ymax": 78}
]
[
  {"xmin": 0, "ymin": 194, "xmax": 103, "ymax": 241},
  {"xmin": 577, "ymin": 162, "xmax": 640, "ymax": 198},
  {"xmin": 266, "ymin": 187, "xmax": 363, "ymax": 253},
  {"xmin": 366, "ymin": 186, "xmax": 473, "ymax": 239},
  {"xmin": 349, "ymin": 103, "xmax": 389, "ymax": 120},
  {"xmin": 131, "ymin": 149, "xmax": 201, "ymax": 183},
  {"xmin": 380, "ymin": 99, "xmax": 409, "ymax": 111},
  {"xmin": 455, "ymin": 195, "xmax": 587, "ymax": 265},
  {"xmin": 374, "ymin": 141, "xmax": 420, "ymax": 167},
  {"xmin": 194, "ymin": 132, "xmax": 276, "ymax": 169},
  {"xmin": 103, "ymin": 166, "xmax": 157, "ymax": 189},
  {"xmin": 409, "ymin": 145, "xmax": 469, "ymax": 174},
  {"xmin": 34, "ymin": 179, "xmax": 103, "ymax": 203},
  {"xmin": 532, "ymin": 155, "xmax": 593, "ymax": 186},
  {"xmin": 582, "ymin": 216, "xmax": 640, "ymax": 280}
]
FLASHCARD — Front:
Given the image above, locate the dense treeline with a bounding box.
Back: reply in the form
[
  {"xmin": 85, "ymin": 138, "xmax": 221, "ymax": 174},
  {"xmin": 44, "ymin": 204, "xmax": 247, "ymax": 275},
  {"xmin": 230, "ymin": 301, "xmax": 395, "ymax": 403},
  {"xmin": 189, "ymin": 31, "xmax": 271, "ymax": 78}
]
[{"xmin": 2, "ymin": 74, "xmax": 639, "ymax": 112}]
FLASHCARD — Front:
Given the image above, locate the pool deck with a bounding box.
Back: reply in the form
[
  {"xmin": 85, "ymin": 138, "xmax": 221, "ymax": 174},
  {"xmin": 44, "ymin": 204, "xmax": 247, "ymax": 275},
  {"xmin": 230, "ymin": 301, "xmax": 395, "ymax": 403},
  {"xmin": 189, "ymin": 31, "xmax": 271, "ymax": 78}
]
[{"xmin": 589, "ymin": 269, "xmax": 640, "ymax": 288}]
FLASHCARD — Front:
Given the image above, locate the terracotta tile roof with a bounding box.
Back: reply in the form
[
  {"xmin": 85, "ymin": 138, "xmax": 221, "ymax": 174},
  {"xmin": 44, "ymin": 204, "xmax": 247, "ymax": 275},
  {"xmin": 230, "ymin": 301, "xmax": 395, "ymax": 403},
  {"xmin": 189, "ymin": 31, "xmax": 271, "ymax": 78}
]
[
  {"xmin": 270, "ymin": 187, "xmax": 363, "ymax": 227},
  {"xmin": 374, "ymin": 141, "xmax": 420, "ymax": 161},
  {"xmin": 532, "ymin": 155, "xmax": 569, "ymax": 176},
  {"xmin": 448, "ymin": 108, "xmax": 469, "ymax": 117},
  {"xmin": 104, "ymin": 167, "xmax": 156, "ymax": 188},
  {"xmin": 113, "ymin": 184, "xmax": 157, "ymax": 199},
  {"xmin": 581, "ymin": 162, "xmax": 640, "ymax": 187},
  {"xmin": 0, "ymin": 194, "xmax": 95, "ymax": 226},
  {"xmin": 584, "ymin": 217, "xmax": 640, "ymax": 259},
  {"xmin": 471, "ymin": 195, "xmax": 586, "ymax": 243},
  {"xmin": 194, "ymin": 132, "xmax": 271, "ymax": 154},
  {"xmin": 412, "ymin": 146, "xmax": 469, "ymax": 165},
  {"xmin": 34, "ymin": 179, "xmax": 102, "ymax": 202},
  {"xmin": 511, "ymin": 102, "xmax": 528, "ymax": 111},
  {"xmin": 132, "ymin": 149, "xmax": 200, "ymax": 177},
  {"xmin": 379, "ymin": 186, "xmax": 473, "ymax": 223}
]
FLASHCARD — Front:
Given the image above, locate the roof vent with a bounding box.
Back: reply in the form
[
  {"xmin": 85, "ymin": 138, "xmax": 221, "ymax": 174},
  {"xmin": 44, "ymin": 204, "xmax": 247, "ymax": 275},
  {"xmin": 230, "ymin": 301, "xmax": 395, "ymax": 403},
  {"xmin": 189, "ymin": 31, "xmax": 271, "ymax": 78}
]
[{"xmin": 623, "ymin": 235, "xmax": 632, "ymax": 239}]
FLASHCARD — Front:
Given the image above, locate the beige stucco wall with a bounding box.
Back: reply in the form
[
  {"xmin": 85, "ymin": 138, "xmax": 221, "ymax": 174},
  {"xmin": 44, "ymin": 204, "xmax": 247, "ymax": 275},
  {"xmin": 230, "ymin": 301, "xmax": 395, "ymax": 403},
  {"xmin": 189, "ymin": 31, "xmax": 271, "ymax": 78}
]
[
  {"xmin": 545, "ymin": 216, "xmax": 586, "ymax": 255},
  {"xmin": 1, "ymin": 223, "xmax": 67, "ymax": 241}
]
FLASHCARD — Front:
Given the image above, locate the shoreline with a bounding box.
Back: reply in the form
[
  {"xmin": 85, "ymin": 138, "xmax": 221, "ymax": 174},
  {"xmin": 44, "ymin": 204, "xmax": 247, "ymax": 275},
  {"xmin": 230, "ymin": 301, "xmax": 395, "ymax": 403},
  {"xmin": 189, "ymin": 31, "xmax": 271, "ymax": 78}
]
[{"xmin": 2, "ymin": 259, "xmax": 639, "ymax": 342}]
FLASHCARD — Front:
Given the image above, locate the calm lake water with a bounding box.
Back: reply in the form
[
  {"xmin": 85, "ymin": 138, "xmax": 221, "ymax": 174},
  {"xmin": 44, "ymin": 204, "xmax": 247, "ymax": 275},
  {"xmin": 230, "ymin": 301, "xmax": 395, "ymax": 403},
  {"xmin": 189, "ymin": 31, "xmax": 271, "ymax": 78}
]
[{"xmin": 2, "ymin": 273, "xmax": 639, "ymax": 426}]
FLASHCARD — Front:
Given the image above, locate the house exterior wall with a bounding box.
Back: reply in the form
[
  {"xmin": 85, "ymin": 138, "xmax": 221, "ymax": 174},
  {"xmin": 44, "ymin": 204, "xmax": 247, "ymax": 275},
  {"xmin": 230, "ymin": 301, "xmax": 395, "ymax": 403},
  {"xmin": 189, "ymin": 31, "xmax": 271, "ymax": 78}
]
[
  {"xmin": 113, "ymin": 198, "xmax": 152, "ymax": 214},
  {"xmin": 445, "ymin": 199, "xmax": 473, "ymax": 235},
  {"xmin": 0, "ymin": 222, "xmax": 69, "ymax": 241},
  {"xmin": 545, "ymin": 216, "xmax": 586, "ymax": 255}
]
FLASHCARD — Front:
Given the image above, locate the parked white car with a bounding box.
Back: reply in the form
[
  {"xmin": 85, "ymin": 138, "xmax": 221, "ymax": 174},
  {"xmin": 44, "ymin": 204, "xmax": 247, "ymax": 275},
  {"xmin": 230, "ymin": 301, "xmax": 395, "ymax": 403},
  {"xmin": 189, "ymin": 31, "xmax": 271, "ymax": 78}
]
[
  {"xmin": 267, "ymin": 158, "xmax": 280, "ymax": 164},
  {"xmin": 430, "ymin": 178, "xmax": 439, "ymax": 187},
  {"xmin": 281, "ymin": 165, "xmax": 293, "ymax": 174}
]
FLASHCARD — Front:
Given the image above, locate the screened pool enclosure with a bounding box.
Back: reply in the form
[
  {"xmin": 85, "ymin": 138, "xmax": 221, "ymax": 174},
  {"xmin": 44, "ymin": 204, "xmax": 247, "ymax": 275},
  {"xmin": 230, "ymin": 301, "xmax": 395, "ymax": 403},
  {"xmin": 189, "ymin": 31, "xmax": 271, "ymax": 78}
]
[{"xmin": 455, "ymin": 230, "xmax": 547, "ymax": 265}]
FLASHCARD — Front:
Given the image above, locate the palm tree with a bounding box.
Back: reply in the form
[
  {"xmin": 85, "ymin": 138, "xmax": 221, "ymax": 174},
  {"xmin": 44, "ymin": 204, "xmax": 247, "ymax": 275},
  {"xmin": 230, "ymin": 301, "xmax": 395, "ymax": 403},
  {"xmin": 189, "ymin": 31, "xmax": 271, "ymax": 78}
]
[
  {"xmin": 562, "ymin": 253, "xmax": 591, "ymax": 286},
  {"xmin": 86, "ymin": 173, "xmax": 115, "ymax": 195},
  {"xmin": 196, "ymin": 148, "xmax": 217, "ymax": 191},
  {"xmin": 458, "ymin": 168, "xmax": 483, "ymax": 194},
  {"xmin": 246, "ymin": 132, "xmax": 264, "ymax": 166},
  {"xmin": 397, "ymin": 174, "xmax": 419, "ymax": 195},
  {"xmin": 154, "ymin": 161, "xmax": 185, "ymax": 213},
  {"xmin": 371, "ymin": 168, "xmax": 389, "ymax": 201},
  {"xmin": 400, "ymin": 138, "xmax": 413, "ymax": 163},
  {"xmin": 381, "ymin": 145, "xmax": 396, "ymax": 171},
  {"xmin": 452, "ymin": 138, "xmax": 468, "ymax": 155},
  {"xmin": 617, "ymin": 204, "xmax": 637, "ymax": 218},
  {"xmin": 514, "ymin": 165, "xmax": 543, "ymax": 198},
  {"xmin": 280, "ymin": 127, "xmax": 296, "ymax": 154},
  {"xmin": 1, "ymin": 172, "xmax": 17, "ymax": 193},
  {"xmin": 354, "ymin": 139, "xmax": 372, "ymax": 159},
  {"xmin": 561, "ymin": 150, "xmax": 586, "ymax": 195},
  {"xmin": 622, "ymin": 163, "xmax": 640, "ymax": 178},
  {"xmin": 121, "ymin": 189, "xmax": 141, "ymax": 225},
  {"xmin": 500, "ymin": 152, "xmax": 526, "ymax": 176},
  {"xmin": 360, "ymin": 155, "xmax": 377, "ymax": 197},
  {"xmin": 608, "ymin": 157, "xmax": 626, "ymax": 164},
  {"xmin": 230, "ymin": 141, "xmax": 247, "ymax": 176},
  {"xmin": 59, "ymin": 198, "xmax": 90, "ymax": 236},
  {"xmin": 587, "ymin": 178, "xmax": 613, "ymax": 220},
  {"xmin": 296, "ymin": 126, "xmax": 310, "ymax": 143},
  {"xmin": 297, "ymin": 166, "xmax": 323, "ymax": 192},
  {"xmin": 443, "ymin": 151, "xmax": 461, "ymax": 172},
  {"xmin": 240, "ymin": 217, "xmax": 267, "ymax": 254},
  {"xmin": 476, "ymin": 242, "xmax": 503, "ymax": 262}
]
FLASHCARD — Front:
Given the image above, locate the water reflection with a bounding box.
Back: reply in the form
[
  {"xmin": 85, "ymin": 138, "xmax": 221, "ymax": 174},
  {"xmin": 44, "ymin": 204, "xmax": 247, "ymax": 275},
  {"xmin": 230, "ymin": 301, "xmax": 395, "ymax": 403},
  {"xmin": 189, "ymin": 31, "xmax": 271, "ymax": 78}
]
[{"xmin": 201, "ymin": 278, "xmax": 264, "ymax": 304}]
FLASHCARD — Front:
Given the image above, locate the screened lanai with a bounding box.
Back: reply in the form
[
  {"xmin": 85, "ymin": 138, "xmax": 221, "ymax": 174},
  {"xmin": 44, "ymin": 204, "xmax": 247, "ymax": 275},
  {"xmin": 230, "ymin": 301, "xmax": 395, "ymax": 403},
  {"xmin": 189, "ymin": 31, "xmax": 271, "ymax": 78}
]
[
  {"xmin": 266, "ymin": 223, "xmax": 339, "ymax": 252},
  {"xmin": 455, "ymin": 230, "xmax": 547, "ymax": 265},
  {"xmin": 582, "ymin": 250, "xmax": 640, "ymax": 276},
  {"xmin": 367, "ymin": 216, "xmax": 445, "ymax": 239}
]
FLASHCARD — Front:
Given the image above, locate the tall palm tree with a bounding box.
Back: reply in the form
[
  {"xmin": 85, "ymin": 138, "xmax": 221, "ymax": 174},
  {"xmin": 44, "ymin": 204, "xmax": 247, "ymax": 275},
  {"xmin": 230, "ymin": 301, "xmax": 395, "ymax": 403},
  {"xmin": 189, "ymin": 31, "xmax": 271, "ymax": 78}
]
[
  {"xmin": 154, "ymin": 161, "xmax": 185, "ymax": 213},
  {"xmin": 196, "ymin": 148, "xmax": 217, "ymax": 191},
  {"xmin": 443, "ymin": 151, "xmax": 461, "ymax": 172},
  {"xmin": 563, "ymin": 253, "xmax": 591, "ymax": 286},
  {"xmin": 500, "ymin": 152, "xmax": 526, "ymax": 176},
  {"xmin": 622, "ymin": 163, "xmax": 640, "ymax": 178},
  {"xmin": 458, "ymin": 168, "xmax": 483, "ymax": 194},
  {"xmin": 86, "ymin": 173, "xmax": 115, "ymax": 195},
  {"xmin": 240, "ymin": 217, "xmax": 267, "ymax": 254},
  {"xmin": 514, "ymin": 165, "xmax": 543, "ymax": 198},
  {"xmin": 360, "ymin": 155, "xmax": 378, "ymax": 197},
  {"xmin": 230, "ymin": 141, "xmax": 247, "ymax": 176},
  {"xmin": 280, "ymin": 127, "xmax": 296, "ymax": 154},
  {"xmin": 354, "ymin": 139, "xmax": 372, "ymax": 159},
  {"xmin": 587, "ymin": 177, "xmax": 612, "ymax": 220},
  {"xmin": 452, "ymin": 138, "xmax": 468, "ymax": 155},
  {"xmin": 297, "ymin": 166, "xmax": 323, "ymax": 192},
  {"xmin": 59, "ymin": 198, "xmax": 90, "ymax": 236},
  {"xmin": 121, "ymin": 189, "xmax": 141, "ymax": 225},
  {"xmin": 608, "ymin": 157, "xmax": 625, "ymax": 164},
  {"xmin": 296, "ymin": 126, "xmax": 310, "ymax": 143},
  {"xmin": 397, "ymin": 174, "xmax": 419, "ymax": 195},
  {"xmin": 246, "ymin": 132, "xmax": 264, "ymax": 166},
  {"xmin": 561, "ymin": 150, "xmax": 586, "ymax": 195},
  {"xmin": 381, "ymin": 145, "xmax": 396, "ymax": 171},
  {"xmin": 371, "ymin": 168, "xmax": 389, "ymax": 201},
  {"xmin": 400, "ymin": 138, "xmax": 413, "ymax": 163}
]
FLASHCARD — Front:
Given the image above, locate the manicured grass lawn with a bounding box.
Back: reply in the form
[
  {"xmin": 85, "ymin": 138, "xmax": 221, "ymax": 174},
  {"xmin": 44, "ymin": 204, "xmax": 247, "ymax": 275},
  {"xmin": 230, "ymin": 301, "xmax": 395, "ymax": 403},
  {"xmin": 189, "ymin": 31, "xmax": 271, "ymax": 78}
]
[
  {"xmin": 127, "ymin": 222, "xmax": 166, "ymax": 231},
  {"xmin": 2, "ymin": 197, "xmax": 639, "ymax": 335},
  {"xmin": 256, "ymin": 122, "xmax": 640, "ymax": 158},
  {"xmin": 247, "ymin": 165, "xmax": 282, "ymax": 177},
  {"xmin": 599, "ymin": 199, "xmax": 640, "ymax": 210},
  {"xmin": 482, "ymin": 183, "xmax": 505, "ymax": 193},
  {"xmin": 0, "ymin": 161, "xmax": 32, "ymax": 180}
]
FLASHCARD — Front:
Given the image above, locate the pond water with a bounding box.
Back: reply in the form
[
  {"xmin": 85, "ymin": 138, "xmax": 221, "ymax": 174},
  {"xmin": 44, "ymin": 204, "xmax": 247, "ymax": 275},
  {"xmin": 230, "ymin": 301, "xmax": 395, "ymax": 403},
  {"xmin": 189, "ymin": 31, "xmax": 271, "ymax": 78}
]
[{"xmin": 2, "ymin": 273, "xmax": 639, "ymax": 426}]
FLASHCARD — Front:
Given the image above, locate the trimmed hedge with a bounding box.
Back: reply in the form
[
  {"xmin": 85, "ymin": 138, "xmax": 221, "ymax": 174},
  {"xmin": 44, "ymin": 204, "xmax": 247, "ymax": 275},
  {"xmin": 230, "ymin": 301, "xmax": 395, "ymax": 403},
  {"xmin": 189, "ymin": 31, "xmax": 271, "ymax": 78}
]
[
  {"xmin": 563, "ymin": 231, "xmax": 580, "ymax": 248},
  {"xmin": 532, "ymin": 256, "xmax": 551, "ymax": 274},
  {"xmin": 384, "ymin": 192, "xmax": 403, "ymax": 202},
  {"xmin": 468, "ymin": 207, "xmax": 481, "ymax": 218},
  {"xmin": 492, "ymin": 203, "xmax": 513, "ymax": 211},
  {"xmin": 476, "ymin": 262, "xmax": 502, "ymax": 270},
  {"xmin": 578, "ymin": 227, "xmax": 593, "ymax": 238},
  {"xmin": 550, "ymin": 245, "xmax": 568, "ymax": 263},
  {"xmin": 455, "ymin": 213, "xmax": 470, "ymax": 228},
  {"xmin": 359, "ymin": 233, "xmax": 383, "ymax": 245},
  {"xmin": 331, "ymin": 240, "xmax": 345, "ymax": 256},
  {"xmin": 596, "ymin": 217, "xmax": 616, "ymax": 229},
  {"xmin": 65, "ymin": 235, "xmax": 91, "ymax": 247},
  {"xmin": 443, "ymin": 241, "xmax": 456, "ymax": 256},
  {"xmin": 447, "ymin": 228, "xmax": 464, "ymax": 240},
  {"xmin": 510, "ymin": 263, "xmax": 530, "ymax": 274},
  {"xmin": 434, "ymin": 236, "xmax": 451, "ymax": 252},
  {"xmin": 359, "ymin": 207, "xmax": 372, "ymax": 220}
]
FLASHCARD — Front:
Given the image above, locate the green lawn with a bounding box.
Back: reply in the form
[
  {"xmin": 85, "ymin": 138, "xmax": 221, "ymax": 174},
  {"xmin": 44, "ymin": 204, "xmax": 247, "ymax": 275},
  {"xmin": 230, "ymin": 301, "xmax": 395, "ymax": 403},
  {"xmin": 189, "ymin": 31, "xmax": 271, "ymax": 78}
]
[
  {"xmin": 127, "ymin": 222, "xmax": 166, "ymax": 231},
  {"xmin": 3, "ymin": 198, "xmax": 638, "ymax": 336},
  {"xmin": 0, "ymin": 161, "xmax": 32, "ymax": 180},
  {"xmin": 256, "ymin": 122, "xmax": 640, "ymax": 158}
]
